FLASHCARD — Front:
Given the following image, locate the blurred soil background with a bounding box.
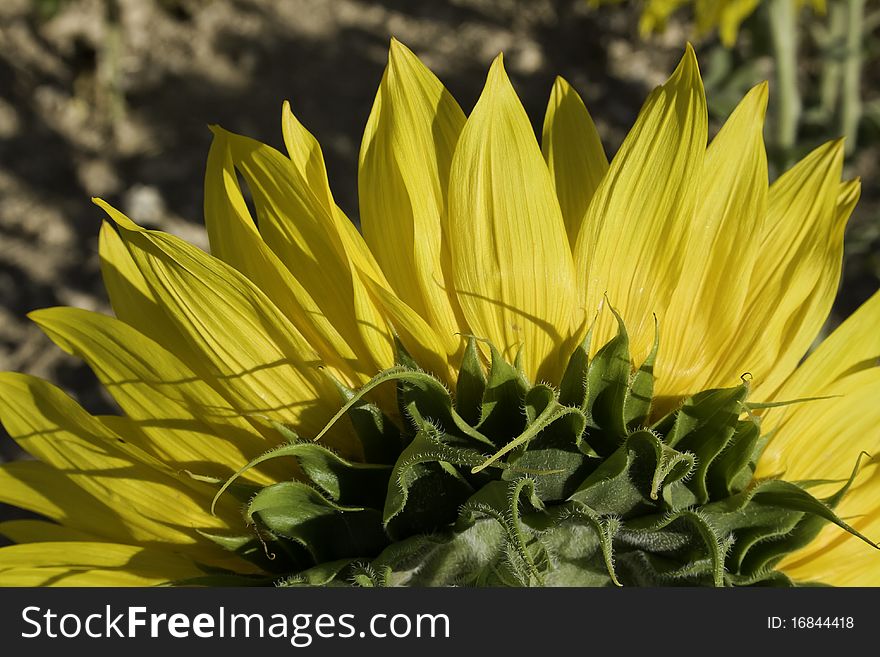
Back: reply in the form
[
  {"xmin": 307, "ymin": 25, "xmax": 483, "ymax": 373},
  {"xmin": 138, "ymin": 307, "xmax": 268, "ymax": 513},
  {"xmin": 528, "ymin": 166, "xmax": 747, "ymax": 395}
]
[{"xmin": 0, "ymin": 0, "xmax": 878, "ymax": 481}]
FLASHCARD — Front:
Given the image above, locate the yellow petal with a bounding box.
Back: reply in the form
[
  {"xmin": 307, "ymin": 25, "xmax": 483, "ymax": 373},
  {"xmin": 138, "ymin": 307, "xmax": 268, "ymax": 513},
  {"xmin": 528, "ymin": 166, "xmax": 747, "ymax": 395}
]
[
  {"xmin": 30, "ymin": 306, "xmax": 278, "ymax": 484},
  {"xmin": 0, "ymin": 373, "xmax": 228, "ymax": 551},
  {"xmin": 754, "ymin": 369, "xmax": 880, "ymax": 586},
  {"xmin": 204, "ymin": 129, "xmax": 366, "ymax": 385},
  {"xmin": 359, "ymin": 39, "xmax": 467, "ymax": 359},
  {"xmin": 541, "ymin": 76, "xmax": 608, "ymax": 246},
  {"xmin": 357, "ymin": 268, "xmax": 455, "ymax": 382},
  {"xmin": 657, "ymin": 82, "xmax": 768, "ymax": 396},
  {"xmin": 757, "ymin": 369, "xmax": 880, "ymax": 482},
  {"xmin": 773, "ymin": 285, "xmax": 880, "ymax": 407},
  {"xmin": 447, "ymin": 54, "xmax": 578, "ymax": 381},
  {"xmin": 97, "ymin": 201, "xmax": 348, "ymax": 444},
  {"xmin": 719, "ymin": 141, "xmax": 847, "ymax": 401},
  {"xmin": 99, "ymin": 222, "xmax": 205, "ymax": 370},
  {"xmin": 219, "ymin": 126, "xmax": 394, "ymax": 371},
  {"xmin": 0, "ymin": 542, "xmax": 203, "ymax": 586},
  {"xmin": 758, "ymin": 287, "xmax": 880, "ymax": 474},
  {"xmin": 282, "ymin": 100, "xmax": 335, "ymax": 213},
  {"xmin": 575, "ymin": 45, "xmax": 707, "ymax": 364}
]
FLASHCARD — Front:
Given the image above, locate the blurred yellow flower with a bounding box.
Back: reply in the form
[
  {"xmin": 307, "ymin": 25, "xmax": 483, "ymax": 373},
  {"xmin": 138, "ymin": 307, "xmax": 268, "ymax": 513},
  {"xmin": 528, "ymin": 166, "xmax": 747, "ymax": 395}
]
[
  {"xmin": 592, "ymin": 0, "xmax": 825, "ymax": 46},
  {"xmin": 0, "ymin": 40, "xmax": 876, "ymax": 586}
]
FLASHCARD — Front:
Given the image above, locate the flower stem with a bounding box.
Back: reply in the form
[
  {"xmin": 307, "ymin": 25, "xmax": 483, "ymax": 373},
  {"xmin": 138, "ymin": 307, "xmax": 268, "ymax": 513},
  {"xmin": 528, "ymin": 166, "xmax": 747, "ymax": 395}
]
[
  {"xmin": 816, "ymin": 0, "xmax": 846, "ymax": 125},
  {"xmin": 767, "ymin": 0, "xmax": 801, "ymax": 169}
]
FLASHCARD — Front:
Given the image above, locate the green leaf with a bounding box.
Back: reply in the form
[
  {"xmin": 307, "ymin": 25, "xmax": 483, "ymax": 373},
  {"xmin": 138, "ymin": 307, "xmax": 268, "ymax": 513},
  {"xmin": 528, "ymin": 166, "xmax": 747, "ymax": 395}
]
[
  {"xmin": 459, "ymin": 479, "xmax": 547, "ymax": 586},
  {"xmin": 278, "ymin": 559, "xmax": 358, "ymax": 586},
  {"xmin": 472, "ymin": 393, "xmax": 586, "ymax": 474},
  {"xmin": 502, "ymin": 408, "xmax": 591, "ymax": 501}
]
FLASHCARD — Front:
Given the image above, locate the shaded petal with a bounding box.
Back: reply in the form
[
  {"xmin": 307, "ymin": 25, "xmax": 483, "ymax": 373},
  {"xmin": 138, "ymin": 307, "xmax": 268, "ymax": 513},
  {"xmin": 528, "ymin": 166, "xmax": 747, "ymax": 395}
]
[
  {"xmin": 357, "ymin": 269, "xmax": 455, "ymax": 381},
  {"xmin": 0, "ymin": 542, "xmax": 204, "ymax": 586},
  {"xmin": 575, "ymin": 45, "xmax": 707, "ymax": 364},
  {"xmin": 448, "ymin": 54, "xmax": 578, "ymax": 380},
  {"xmin": 359, "ymin": 39, "xmax": 467, "ymax": 357},
  {"xmin": 0, "ymin": 520, "xmax": 100, "ymax": 544},
  {"xmin": 541, "ymin": 76, "xmax": 608, "ymax": 246},
  {"xmin": 99, "ymin": 222, "xmax": 204, "ymax": 371},
  {"xmin": 281, "ymin": 100, "xmax": 335, "ymax": 213},
  {"xmin": 30, "ymin": 307, "xmax": 279, "ymax": 484},
  {"xmin": 0, "ymin": 461, "xmax": 128, "ymax": 537},
  {"xmin": 0, "ymin": 373, "xmax": 229, "ymax": 552}
]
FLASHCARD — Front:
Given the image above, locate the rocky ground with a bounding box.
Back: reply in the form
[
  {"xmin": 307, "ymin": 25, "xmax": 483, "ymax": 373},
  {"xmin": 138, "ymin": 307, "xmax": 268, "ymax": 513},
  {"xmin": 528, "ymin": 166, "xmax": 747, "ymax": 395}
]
[{"xmin": 1, "ymin": 0, "xmax": 878, "ymax": 477}]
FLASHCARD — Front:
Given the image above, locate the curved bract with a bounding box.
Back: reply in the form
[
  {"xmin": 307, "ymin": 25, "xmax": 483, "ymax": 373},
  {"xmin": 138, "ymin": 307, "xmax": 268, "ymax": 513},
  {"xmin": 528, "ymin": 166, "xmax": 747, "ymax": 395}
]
[{"xmin": 0, "ymin": 39, "xmax": 877, "ymax": 587}]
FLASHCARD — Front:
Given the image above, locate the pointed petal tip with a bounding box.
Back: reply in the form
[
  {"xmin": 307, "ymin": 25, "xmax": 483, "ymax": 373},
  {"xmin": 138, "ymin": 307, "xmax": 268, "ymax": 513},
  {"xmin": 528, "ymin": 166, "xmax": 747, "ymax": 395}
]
[
  {"xmin": 551, "ymin": 75, "xmax": 571, "ymax": 94},
  {"xmin": 486, "ymin": 53, "xmax": 509, "ymax": 91},
  {"xmin": 388, "ymin": 37, "xmax": 413, "ymax": 64},
  {"xmin": 671, "ymin": 42, "xmax": 702, "ymax": 85}
]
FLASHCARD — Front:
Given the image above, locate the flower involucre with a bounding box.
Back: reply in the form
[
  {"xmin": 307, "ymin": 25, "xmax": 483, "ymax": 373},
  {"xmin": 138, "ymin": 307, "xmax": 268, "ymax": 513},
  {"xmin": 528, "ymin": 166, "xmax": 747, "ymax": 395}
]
[{"xmin": 0, "ymin": 40, "xmax": 877, "ymax": 587}]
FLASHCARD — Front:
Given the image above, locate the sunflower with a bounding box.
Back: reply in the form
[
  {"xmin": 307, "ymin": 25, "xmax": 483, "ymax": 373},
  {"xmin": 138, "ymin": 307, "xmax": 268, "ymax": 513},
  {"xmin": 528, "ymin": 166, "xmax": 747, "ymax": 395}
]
[{"xmin": 0, "ymin": 40, "xmax": 876, "ymax": 587}]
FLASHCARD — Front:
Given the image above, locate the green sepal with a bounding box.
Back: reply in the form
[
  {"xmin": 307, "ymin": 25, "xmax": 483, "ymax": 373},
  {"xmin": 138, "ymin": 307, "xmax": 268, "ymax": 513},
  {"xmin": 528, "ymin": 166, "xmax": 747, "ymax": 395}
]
[
  {"xmin": 330, "ymin": 381, "xmax": 403, "ymax": 464},
  {"xmin": 276, "ymin": 559, "xmax": 358, "ymax": 587},
  {"xmin": 558, "ymin": 329, "xmax": 591, "ymax": 408},
  {"xmin": 571, "ymin": 430, "xmax": 695, "ymax": 517},
  {"xmin": 246, "ymin": 480, "xmax": 387, "ymax": 562},
  {"xmin": 382, "ymin": 426, "xmax": 478, "ymax": 538},
  {"xmin": 208, "ymin": 318, "xmax": 877, "ymax": 588},
  {"xmin": 456, "ymin": 336, "xmax": 487, "ymax": 425},
  {"xmin": 666, "ymin": 383, "xmax": 748, "ymax": 503},
  {"xmin": 706, "ymin": 419, "xmax": 761, "ymax": 498},
  {"xmin": 624, "ymin": 316, "xmax": 658, "ymax": 429},
  {"xmin": 477, "ymin": 343, "xmax": 530, "ymax": 445},
  {"xmin": 585, "ymin": 308, "xmax": 631, "ymax": 448},
  {"xmin": 617, "ymin": 510, "xmax": 728, "ymax": 586}
]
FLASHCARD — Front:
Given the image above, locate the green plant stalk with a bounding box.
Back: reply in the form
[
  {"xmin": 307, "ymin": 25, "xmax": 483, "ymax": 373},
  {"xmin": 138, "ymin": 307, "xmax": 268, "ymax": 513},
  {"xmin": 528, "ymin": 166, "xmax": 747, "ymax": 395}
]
[
  {"xmin": 840, "ymin": 0, "xmax": 865, "ymax": 156},
  {"xmin": 767, "ymin": 0, "xmax": 801, "ymax": 169}
]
